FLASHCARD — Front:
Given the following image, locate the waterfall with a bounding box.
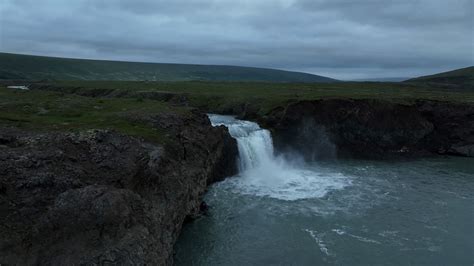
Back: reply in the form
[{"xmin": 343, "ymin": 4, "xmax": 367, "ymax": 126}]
[
  {"xmin": 208, "ymin": 114, "xmax": 350, "ymax": 201},
  {"xmin": 209, "ymin": 114, "xmax": 276, "ymax": 172}
]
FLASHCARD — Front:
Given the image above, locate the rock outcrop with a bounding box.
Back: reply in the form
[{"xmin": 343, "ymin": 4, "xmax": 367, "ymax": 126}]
[
  {"xmin": 262, "ymin": 99, "xmax": 474, "ymax": 159},
  {"xmin": 0, "ymin": 112, "xmax": 237, "ymax": 265}
]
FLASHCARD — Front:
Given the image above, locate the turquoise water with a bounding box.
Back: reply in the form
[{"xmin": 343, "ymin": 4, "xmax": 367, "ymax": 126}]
[{"xmin": 175, "ymin": 116, "xmax": 474, "ymax": 265}]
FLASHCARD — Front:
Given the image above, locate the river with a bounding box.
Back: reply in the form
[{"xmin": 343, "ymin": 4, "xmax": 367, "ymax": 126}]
[{"xmin": 174, "ymin": 114, "xmax": 474, "ymax": 265}]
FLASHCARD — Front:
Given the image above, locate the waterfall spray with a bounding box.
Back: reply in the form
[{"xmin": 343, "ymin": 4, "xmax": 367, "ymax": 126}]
[{"xmin": 208, "ymin": 114, "xmax": 350, "ymax": 201}]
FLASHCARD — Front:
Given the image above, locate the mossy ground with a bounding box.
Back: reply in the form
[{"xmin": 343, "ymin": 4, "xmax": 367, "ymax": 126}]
[{"xmin": 0, "ymin": 86, "xmax": 190, "ymax": 143}]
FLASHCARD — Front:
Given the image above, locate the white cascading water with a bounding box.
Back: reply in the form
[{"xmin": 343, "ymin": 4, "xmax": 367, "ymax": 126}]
[{"xmin": 209, "ymin": 114, "xmax": 350, "ymax": 201}]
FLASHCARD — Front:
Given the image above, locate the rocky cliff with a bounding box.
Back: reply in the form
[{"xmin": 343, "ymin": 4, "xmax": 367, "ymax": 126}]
[
  {"xmin": 261, "ymin": 99, "xmax": 474, "ymax": 159},
  {"xmin": 22, "ymin": 84, "xmax": 474, "ymax": 159},
  {"xmin": 0, "ymin": 111, "xmax": 237, "ymax": 265}
]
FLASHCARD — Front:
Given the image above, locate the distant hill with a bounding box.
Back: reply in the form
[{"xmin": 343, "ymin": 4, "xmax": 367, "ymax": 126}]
[
  {"xmin": 0, "ymin": 53, "xmax": 337, "ymax": 83},
  {"xmin": 405, "ymin": 66, "xmax": 474, "ymax": 89},
  {"xmin": 352, "ymin": 77, "xmax": 409, "ymax": 82}
]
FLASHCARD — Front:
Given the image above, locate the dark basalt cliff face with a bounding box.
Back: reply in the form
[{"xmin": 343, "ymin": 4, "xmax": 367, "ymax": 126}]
[
  {"xmin": 261, "ymin": 99, "xmax": 474, "ymax": 159},
  {"xmin": 0, "ymin": 112, "xmax": 237, "ymax": 265}
]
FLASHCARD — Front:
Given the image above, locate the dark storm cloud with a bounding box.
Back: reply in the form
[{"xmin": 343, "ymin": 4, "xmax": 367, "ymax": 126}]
[{"xmin": 1, "ymin": 0, "xmax": 473, "ymax": 79}]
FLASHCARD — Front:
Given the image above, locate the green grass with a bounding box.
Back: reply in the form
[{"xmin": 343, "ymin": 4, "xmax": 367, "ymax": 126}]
[
  {"xmin": 0, "ymin": 86, "xmax": 190, "ymax": 143},
  {"xmin": 1, "ymin": 78, "xmax": 473, "ymax": 140},
  {"xmin": 48, "ymin": 80, "xmax": 474, "ymax": 114},
  {"xmin": 0, "ymin": 52, "xmax": 336, "ymax": 83}
]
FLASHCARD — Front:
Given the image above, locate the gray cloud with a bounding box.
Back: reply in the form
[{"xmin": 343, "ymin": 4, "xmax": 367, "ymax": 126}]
[{"xmin": 1, "ymin": 0, "xmax": 473, "ymax": 79}]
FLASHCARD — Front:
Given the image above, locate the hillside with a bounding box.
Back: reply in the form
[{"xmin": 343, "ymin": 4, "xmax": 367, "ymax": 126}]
[
  {"xmin": 0, "ymin": 53, "xmax": 336, "ymax": 83},
  {"xmin": 406, "ymin": 66, "xmax": 474, "ymax": 89}
]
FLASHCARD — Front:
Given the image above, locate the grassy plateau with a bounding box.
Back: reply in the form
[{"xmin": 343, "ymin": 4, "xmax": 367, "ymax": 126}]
[
  {"xmin": 0, "ymin": 86, "xmax": 191, "ymax": 143},
  {"xmin": 48, "ymin": 80, "xmax": 474, "ymax": 112},
  {"xmin": 1, "ymin": 53, "xmax": 473, "ymax": 142}
]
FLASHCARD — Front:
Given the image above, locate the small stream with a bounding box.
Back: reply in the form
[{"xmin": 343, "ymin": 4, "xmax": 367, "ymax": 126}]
[{"xmin": 174, "ymin": 115, "xmax": 474, "ymax": 265}]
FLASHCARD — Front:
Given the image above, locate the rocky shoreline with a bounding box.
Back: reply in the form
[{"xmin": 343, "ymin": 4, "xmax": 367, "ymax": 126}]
[
  {"xmin": 33, "ymin": 84, "xmax": 473, "ymax": 159},
  {"xmin": 259, "ymin": 99, "xmax": 474, "ymax": 159},
  {"xmin": 0, "ymin": 112, "xmax": 237, "ymax": 265},
  {"xmin": 27, "ymin": 85, "xmax": 474, "ymax": 159}
]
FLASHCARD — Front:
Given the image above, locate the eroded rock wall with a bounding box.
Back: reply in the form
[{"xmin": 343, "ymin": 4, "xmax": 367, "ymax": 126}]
[
  {"xmin": 263, "ymin": 99, "xmax": 474, "ymax": 159},
  {"xmin": 0, "ymin": 112, "xmax": 237, "ymax": 265}
]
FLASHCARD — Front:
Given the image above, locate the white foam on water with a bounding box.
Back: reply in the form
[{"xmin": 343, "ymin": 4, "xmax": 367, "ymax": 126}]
[
  {"xmin": 304, "ymin": 229, "xmax": 332, "ymax": 256},
  {"xmin": 209, "ymin": 114, "xmax": 351, "ymax": 201},
  {"xmin": 332, "ymin": 229, "xmax": 346, "ymax": 235},
  {"xmin": 331, "ymin": 229, "xmax": 381, "ymax": 244}
]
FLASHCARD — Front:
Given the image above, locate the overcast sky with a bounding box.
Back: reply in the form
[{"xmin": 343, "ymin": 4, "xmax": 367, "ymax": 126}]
[{"xmin": 1, "ymin": 0, "xmax": 473, "ymax": 80}]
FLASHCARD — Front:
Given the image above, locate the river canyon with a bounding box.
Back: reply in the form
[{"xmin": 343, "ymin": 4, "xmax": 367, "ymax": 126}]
[{"xmin": 175, "ymin": 115, "xmax": 474, "ymax": 265}]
